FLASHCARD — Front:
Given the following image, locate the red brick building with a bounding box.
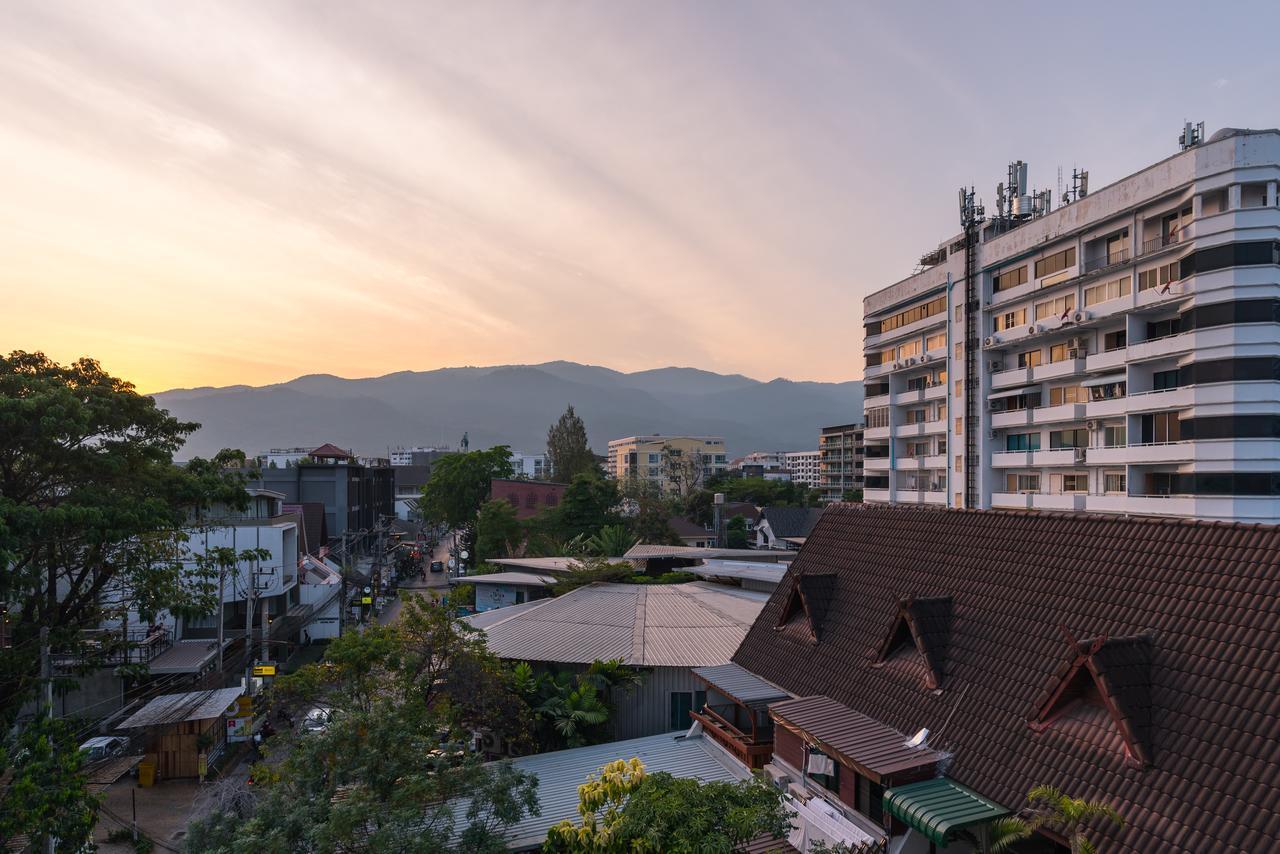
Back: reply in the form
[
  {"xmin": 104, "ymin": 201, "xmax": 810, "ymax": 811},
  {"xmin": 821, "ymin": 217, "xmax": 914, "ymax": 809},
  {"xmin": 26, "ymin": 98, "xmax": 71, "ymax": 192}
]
[{"xmin": 489, "ymin": 478, "xmax": 568, "ymax": 520}]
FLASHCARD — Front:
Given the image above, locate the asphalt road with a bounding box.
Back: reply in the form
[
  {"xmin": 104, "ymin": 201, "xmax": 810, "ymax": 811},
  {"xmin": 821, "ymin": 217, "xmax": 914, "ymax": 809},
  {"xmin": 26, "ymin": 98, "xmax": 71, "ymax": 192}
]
[{"xmin": 378, "ymin": 537, "xmax": 453, "ymax": 623}]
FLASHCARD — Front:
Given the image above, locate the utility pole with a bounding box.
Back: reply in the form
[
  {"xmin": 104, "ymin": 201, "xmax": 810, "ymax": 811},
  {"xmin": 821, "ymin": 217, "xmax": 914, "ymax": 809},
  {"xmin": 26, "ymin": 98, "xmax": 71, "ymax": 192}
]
[{"xmin": 40, "ymin": 626, "xmax": 55, "ymax": 854}]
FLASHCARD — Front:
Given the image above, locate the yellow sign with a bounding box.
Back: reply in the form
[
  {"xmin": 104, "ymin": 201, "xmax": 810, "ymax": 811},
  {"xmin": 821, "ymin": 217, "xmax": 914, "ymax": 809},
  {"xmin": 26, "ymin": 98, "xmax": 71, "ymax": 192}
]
[
  {"xmin": 361, "ymin": 596, "xmax": 373, "ymax": 605},
  {"xmin": 252, "ymin": 663, "xmax": 277, "ymax": 677}
]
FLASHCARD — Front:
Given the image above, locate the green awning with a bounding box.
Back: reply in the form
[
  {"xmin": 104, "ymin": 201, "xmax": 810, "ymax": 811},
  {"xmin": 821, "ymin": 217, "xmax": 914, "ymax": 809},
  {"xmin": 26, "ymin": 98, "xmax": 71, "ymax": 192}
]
[{"xmin": 883, "ymin": 777, "xmax": 1010, "ymax": 847}]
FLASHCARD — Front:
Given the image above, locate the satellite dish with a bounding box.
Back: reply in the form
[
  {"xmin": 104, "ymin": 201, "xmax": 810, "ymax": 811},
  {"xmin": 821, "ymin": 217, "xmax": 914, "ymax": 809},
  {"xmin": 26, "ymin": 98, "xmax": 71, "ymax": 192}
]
[
  {"xmin": 905, "ymin": 728, "xmax": 930, "ymax": 748},
  {"xmin": 459, "ymin": 550, "xmax": 470, "ymax": 560}
]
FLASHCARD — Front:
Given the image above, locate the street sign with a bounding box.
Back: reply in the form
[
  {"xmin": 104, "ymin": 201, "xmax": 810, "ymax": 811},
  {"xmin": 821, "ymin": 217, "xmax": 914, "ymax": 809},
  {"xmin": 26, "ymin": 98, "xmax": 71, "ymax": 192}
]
[
  {"xmin": 459, "ymin": 550, "xmax": 470, "ymax": 560},
  {"xmin": 447, "ymin": 558, "xmax": 456, "ymax": 569},
  {"xmin": 361, "ymin": 596, "xmax": 373, "ymax": 605},
  {"xmin": 363, "ymin": 586, "xmax": 372, "ymax": 594},
  {"xmin": 252, "ymin": 663, "xmax": 277, "ymax": 677}
]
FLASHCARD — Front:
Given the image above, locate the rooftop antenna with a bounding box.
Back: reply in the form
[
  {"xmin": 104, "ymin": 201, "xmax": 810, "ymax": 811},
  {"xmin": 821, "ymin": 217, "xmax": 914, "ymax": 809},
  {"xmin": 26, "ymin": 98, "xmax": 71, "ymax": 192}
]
[{"xmin": 1178, "ymin": 120, "xmax": 1205, "ymax": 151}]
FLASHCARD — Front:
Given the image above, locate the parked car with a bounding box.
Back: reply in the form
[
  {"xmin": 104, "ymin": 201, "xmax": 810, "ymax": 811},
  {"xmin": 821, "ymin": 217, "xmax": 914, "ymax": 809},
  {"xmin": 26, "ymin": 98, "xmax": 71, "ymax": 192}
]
[
  {"xmin": 300, "ymin": 705, "xmax": 333, "ymax": 734},
  {"xmin": 79, "ymin": 735, "xmax": 126, "ymax": 763},
  {"xmin": 430, "ymin": 560, "xmax": 444, "ymax": 573}
]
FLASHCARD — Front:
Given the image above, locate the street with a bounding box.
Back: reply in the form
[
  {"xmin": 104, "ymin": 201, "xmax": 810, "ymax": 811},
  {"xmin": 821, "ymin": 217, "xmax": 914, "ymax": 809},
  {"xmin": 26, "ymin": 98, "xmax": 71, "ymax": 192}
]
[{"xmin": 377, "ymin": 536, "xmax": 452, "ymax": 624}]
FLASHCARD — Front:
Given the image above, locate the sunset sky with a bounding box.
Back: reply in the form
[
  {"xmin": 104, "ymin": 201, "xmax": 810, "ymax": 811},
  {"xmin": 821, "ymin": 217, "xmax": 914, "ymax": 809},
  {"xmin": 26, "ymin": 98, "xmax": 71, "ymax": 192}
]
[{"xmin": 3, "ymin": 1, "xmax": 1278, "ymax": 392}]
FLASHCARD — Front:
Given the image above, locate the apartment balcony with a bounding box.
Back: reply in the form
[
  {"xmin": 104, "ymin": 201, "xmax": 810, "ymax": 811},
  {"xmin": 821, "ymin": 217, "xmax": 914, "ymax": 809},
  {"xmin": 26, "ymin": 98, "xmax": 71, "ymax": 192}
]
[
  {"xmin": 864, "ymin": 362, "xmax": 890, "ymax": 380},
  {"xmin": 895, "ymin": 489, "xmax": 946, "ymax": 505},
  {"xmin": 991, "ymin": 358, "xmax": 1088, "ymax": 391},
  {"xmin": 1085, "ymin": 348, "xmax": 1128, "ymax": 373},
  {"xmin": 1082, "ymin": 249, "xmax": 1132, "ymax": 275},
  {"xmin": 1086, "ymin": 493, "xmax": 1280, "ymax": 522},
  {"xmin": 991, "ymin": 492, "xmax": 1087, "ymax": 512},
  {"xmin": 1126, "ymin": 332, "xmax": 1193, "ymax": 362},
  {"xmin": 864, "ymin": 457, "xmax": 892, "ymax": 472},
  {"xmin": 1086, "ymin": 442, "xmax": 1193, "ymax": 465},
  {"xmin": 895, "ymin": 455, "xmax": 928, "ymax": 471},
  {"xmin": 1125, "ymin": 386, "xmax": 1193, "ymax": 413},
  {"xmin": 991, "ymin": 408, "xmax": 1034, "ymax": 429},
  {"xmin": 1030, "ymin": 402, "xmax": 1087, "ymax": 426},
  {"xmin": 1084, "ymin": 396, "xmax": 1128, "ymax": 418},
  {"xmin": 1139, "ymin": 231, "xmax": 1184, "ymax": 257},
  {"xmin": 865, "ymin": 425, "xmax": 891, "ymax": 441},
  {"xmin": 864, "ymin": 393, "xmax": 890, "ymax": 409},
  {"xmin": 990, "ymin": 448, "xmax": 1081, "ymax": 468},
  {"xmin": 864, "ymin": 488, "xmax": 891, "ymax": 503}
]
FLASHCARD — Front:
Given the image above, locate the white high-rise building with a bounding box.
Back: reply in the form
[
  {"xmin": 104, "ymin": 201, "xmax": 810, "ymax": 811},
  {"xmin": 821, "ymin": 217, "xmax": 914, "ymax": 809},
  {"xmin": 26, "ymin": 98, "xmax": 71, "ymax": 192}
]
[
  {"xmin": 783, "ymin": 450, "xmax": 822, "ymax": 487},
  {"xmin": 863, "ymin": 126, "xmax": 1280, "ymax": 522}
]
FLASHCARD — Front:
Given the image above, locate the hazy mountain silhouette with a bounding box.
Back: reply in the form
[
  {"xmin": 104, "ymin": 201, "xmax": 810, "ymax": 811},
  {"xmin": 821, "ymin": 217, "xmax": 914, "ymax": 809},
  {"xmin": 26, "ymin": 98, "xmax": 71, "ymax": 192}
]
[{"xmin": 152, "ymin": 362, "xmax": 863, "ymax": 459}]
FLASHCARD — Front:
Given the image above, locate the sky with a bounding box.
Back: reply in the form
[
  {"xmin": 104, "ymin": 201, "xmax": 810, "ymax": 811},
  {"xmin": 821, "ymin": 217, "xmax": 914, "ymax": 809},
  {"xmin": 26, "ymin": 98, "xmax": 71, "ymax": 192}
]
[{"xmin": 2, "ymin": 1, "xmax": 1279, "ymax": 392}]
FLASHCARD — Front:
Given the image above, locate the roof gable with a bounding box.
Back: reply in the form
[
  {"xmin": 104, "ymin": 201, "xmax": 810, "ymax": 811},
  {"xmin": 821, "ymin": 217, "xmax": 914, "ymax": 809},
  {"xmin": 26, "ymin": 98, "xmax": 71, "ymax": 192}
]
[
  {"xmin": 774, "ymin": 572, "xmax": 837, "ymax": 642},
  {"xmin": 874, "ymin": 596, "xmax": 952, "ymax": 690},
  {"xmin": 733, "ymin": 504, "xmax": 1280, "ymax": 852},
  {"xmin": 1031, "ymin": 632, "xmax": 1154, "ymax": 768}
]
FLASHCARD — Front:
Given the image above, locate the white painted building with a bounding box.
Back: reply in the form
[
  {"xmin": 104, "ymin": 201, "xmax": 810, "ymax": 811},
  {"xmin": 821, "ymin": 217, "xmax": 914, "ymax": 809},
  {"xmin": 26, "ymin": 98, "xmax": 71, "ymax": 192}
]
[
  {"xmin": 862, "ymin": 126, "xmax": 1280, "ymax": 522},
  {"xmin": 783, "ymin": 450, "xmax": 822, "ymax": 487},
  {"xmin": 511, "ymin": 452, "xmax": 550, "ymax": 480}
]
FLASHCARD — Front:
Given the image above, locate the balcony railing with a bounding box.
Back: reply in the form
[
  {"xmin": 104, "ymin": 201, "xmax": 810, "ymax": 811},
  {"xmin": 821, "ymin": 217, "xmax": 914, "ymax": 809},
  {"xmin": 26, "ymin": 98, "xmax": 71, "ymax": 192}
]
[
  {"xmin": 53, "ymin": 626, "xmax": 173, "ymax": 670},
  {"xmin": 1083, "ymin": 249, "xmax": 1132, "ymax": 274},
  {"xmin": 690, "ymin": 704, "xmax": 774, "ymax": 769},
  {"xmin": 1141, "ymin": 232, "xmax": 1182, "ymax": 255}
]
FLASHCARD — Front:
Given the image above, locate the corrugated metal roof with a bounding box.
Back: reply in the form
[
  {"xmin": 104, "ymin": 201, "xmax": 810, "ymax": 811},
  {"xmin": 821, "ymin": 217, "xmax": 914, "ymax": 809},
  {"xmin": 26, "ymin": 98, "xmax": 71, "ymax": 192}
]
[
  {"xmin": 624, "ymin": 544, "xmax": 794, "ymax": 560},
  {"xmin": 769, "ymin": 695, "xmax": 943, "ymax": 782},
  {"xmin": 464, "ymin": 598, "xmax": 548, "ymax": 629},
  {"xmin": 472, "ymin": 733, "xmax": 750, "ymax": 848},
  {"xmin": 466, "ymin": 571, "xmax": 556, "ymax": 586},
  {"xmin": 487, "ymin": 556, "xmax": 606, "ymax": 573},
  {"xmin": 118, "ymin": 687, "xmax": 244, "ymax": 728},
  {"xmin": 471, "ymin": 582, "xmax": 767, "ymax": 668},
  {"xmin": 883, "ymin": 777, "xmax": 1010, "ymax": 846},
  {"xmin": 692, "ymin": 560, "xmax": 789, "ymax": 585},
  {"xmin": 692, "ymin": 663, "xmax": 791, "ymax": 710},
  {"xmin": 146, "ymin": 640, "xmax": 220, "ymax": 674}
]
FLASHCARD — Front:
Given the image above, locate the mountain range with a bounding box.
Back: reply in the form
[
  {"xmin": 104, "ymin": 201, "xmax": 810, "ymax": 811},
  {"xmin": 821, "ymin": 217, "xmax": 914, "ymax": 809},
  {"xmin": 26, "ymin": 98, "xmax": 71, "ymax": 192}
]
[{"xmin": 151, "ymin": 362, "xmax": 864, "ymax": 460}]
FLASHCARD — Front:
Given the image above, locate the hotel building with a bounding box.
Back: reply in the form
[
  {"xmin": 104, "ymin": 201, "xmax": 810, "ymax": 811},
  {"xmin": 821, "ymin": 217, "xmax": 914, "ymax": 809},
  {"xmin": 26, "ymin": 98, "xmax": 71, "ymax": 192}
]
[{"xmin": 863, "ymin": 126, "xmax": 1280, "ymax": 521}]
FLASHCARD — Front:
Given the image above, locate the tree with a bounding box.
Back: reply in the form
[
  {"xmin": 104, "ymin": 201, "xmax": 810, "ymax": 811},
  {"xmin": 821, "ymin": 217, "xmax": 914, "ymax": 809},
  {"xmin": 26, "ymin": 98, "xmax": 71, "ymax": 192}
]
[
  {"xmin": 546, "ymin": 474, "xmax": 621, "ymax": 543},
  {"xmin": 724, "ymin": 515, "xmax": 749, "ymax": 549},
  {"xmin": 659, "ymin": 444, "xmax": 706, "ymax": 497},
  {"xmin": 632, "ymin": 495, "xmax": 681, "ymax": 546},
  {"xmin": 187, "ymin": 596, "xmax": 540, "ymax": 851},
  {"xmin": 0, "ymin": 353, "xmax": 252, "ymax": 727},
  {"xmin": 0, "ymin": 716, "xmax": 97, "ymax": 852},
  {"xmin": 544, "ymin": 760, "xmax": 791, "ymax": 853},
  {"xmin": 475, "ymin": 499, "xmax": 525, "ymax": 563},
  {"xmin": 510, "ymin": 658, "xmax": 645, "ymax": 752},
  {"xmin": 419, "ymin": 446, "xmax": 515, "ymax": 532},
  {"xmin": 987, "ymin": 785, "xmax": 1124, "ymax": 854},
  {"xmin": 584, "ymin": 525, "xmax": 636, "ymax": 558},
  {"xmin": 546, "ymin": 405, "xmax": 597, "ymax": 482}
]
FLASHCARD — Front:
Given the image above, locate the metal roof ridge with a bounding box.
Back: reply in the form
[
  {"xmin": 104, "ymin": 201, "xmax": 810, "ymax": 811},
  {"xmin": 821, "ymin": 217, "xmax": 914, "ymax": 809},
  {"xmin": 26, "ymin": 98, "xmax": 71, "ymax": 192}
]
[{"xmin": 631, "ymin": 585, "xmax": 648, "ymax": 665}]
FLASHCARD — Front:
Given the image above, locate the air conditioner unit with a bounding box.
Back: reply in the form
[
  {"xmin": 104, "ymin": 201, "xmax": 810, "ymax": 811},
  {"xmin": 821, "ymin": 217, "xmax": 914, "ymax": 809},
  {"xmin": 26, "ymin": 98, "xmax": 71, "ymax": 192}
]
[
  {"xmin": 987, "ymin": 360, "xmax": 1003, "ymax": 372},
  {"xmin": 907, "ymin": 357, "xmax": 918, "ymax": 366},
  {"xmin": 1026, "ymin": 324, "xmax": 1043, "ymax": 336},
  {"xmin": 921, "ymin": 353, "xmax": 932, "ymax": 363},
  {"xmin": 1086, "ymin": 420, "xmax": 1100, "ymax": 430},
  {"xmin": 984, "ymin": 336, "xmax": 998, "ymax": 347},
  {"xmin": 1072, "ymin": 310, "xmax": 1092, "ymax": 324},
  {"xmin": 894, "ymin": 361, "xmax": 904, "ymax": 370},
  {"xmin": 1067, "ymin": 349, "xmax": 1081, "ymax": 360},
  {"xmin": 987, "ymin": 429, "xmax": 998, "ymax": 440}
]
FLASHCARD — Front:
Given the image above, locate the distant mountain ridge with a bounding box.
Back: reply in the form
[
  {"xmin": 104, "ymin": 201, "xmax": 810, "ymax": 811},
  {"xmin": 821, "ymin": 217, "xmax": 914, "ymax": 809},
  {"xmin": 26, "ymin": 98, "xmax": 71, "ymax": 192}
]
[{"xmin": 152, "ymin": 362, "xmax": 863, "ymax": 459}]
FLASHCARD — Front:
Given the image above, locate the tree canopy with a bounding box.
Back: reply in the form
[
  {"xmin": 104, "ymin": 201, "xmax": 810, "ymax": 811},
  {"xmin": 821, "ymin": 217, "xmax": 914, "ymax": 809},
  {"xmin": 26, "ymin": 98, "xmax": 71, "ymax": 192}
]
[
  {"xmin": 418, "ymin": 446, "xmax": 515, "ymax": 531},
  {"xmin": 546, "ymin": 405, "xmax": 597, "ymax": 482},
  {"xmin": 187, "ymin": 595, "xmax": 539, "ymax": 852},
  {"xmin": 544, "ymin": 759, "xmax": 791, "ymax": 853}
]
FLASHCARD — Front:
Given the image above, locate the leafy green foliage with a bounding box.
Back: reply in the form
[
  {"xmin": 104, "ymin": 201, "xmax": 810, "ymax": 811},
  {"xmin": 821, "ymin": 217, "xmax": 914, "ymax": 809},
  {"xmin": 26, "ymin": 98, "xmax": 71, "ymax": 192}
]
[
  {"xmin": 0, "ymin": 716, "xmax": 98, "ymax": 851},
  {"xmin": 987, "ymin": 785, "xmax": 1124, "ymax": 854},
  {"xmin": 549, "ymin": 558, "xmax": 635, "ymax": 596},
  {"xmin": 511, "ymin": 659, "xmax": 646, "ymax": 752},
  {"xmin": 724, "ymin": 514, "xmax": 749, "ymax": 549},
  {"xmin": 631, "ymin": 495, "xmax": 681, "ymax": 546},
  {"xmin": 626, "ymin": 572, "xmax": 696, "ymax": 585},
  {"xmin": 474, "ymin": 499, "xmax": 524, "ymax": 563},
  {"xmin": 546, "ymin": 405, "xmax": 598, "ymax": 482},
  {"xmin": 584, "ymin": 524, "xmax": 636, "ymax": 558},
  {"xmin": 546, "ymin": 475, "xmax": 621, "ymax": 543},
  {"xmin": 543, "ymin": 760, "xmax": 791, "ymax": 853},
  {"xmin": 704, "ymin": 475, "xmax": 819, "ymax": 507},
  {"xmin": 418, "ymin": 447, "xmax": 515, "ymax": 531},
  {"xmin": 187, "ymin": 596, "xmax": 539, "ymax": 851}
]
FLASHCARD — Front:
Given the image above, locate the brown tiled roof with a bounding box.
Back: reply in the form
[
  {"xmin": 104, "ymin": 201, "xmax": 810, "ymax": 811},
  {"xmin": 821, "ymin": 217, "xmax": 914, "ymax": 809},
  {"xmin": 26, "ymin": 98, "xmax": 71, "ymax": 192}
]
[
  {"xmin": 309, "ymin": 443, "xmax": 351, "ymax": 458},
  {"xmin": 770, "ymin": 695, "xmax": 944, "ymax": 783},
  {"xmin": 733, "ymin": 504, "xmax": 1280, "ymax": 852},
  {"xmin": 874, "ymin": 596, "xmax": 952, "ymax": 690}
]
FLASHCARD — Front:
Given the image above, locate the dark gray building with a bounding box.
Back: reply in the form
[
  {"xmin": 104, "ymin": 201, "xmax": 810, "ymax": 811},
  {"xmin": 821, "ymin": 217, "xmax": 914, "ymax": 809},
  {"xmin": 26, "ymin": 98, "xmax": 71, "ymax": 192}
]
[{"xmin": 252, "ymin": 456, "xmax": 394, "ymax": 546}]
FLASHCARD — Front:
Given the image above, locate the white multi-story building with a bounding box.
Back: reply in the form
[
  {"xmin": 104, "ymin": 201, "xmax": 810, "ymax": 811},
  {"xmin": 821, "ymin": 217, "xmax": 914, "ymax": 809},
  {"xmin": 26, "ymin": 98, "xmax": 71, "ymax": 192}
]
[
  {"xmin": 783, "ymin": 450, "xmax": 822, "ymax": 487},
  {"xmin": 863, "ymin": 126, "xmax": 1280, "ymax": 522},
  {"xmin": 390, "ymin": 446, "xmax": 448, "ymax": 466},
  {"xmin": 511, "ymin": 452, "xmax": 549, "ymax": 480}
]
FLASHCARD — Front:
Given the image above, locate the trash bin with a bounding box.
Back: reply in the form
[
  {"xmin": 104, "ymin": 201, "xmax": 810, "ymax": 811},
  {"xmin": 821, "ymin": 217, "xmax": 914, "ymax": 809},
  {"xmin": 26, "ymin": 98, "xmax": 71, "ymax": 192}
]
[{"xmin": 137, "ymin": 761, "xmax": 155, "ymax": 787}]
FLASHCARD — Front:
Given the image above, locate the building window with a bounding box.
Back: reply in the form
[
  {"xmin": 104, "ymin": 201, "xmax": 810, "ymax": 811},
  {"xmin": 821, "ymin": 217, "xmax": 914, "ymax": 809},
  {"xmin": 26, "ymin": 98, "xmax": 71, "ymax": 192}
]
[
  {"xmin": 1085, "ymin": 276, "xmax": 1131, "ymax": 306},
  {"xmin": 1138, "ymin": 261, "xmax": 1180, "ymax": 292},
  {"xmin": 896, "ymin": 340, "xmax": 923, "ymax": 359},
  {"xmin": 1104, "ymin": 424, "xmax": 1127, "ymax": 448},
  {"xmin": 1006, "ymin": 432, "xmax": 1041, "ymax": 451},
  {"xmin": 955, "ymin": 417, "xmax": 963, "ymax": 435},
  {"xmin": 1141, "ymin": 411, "xmax": 1183, "ymax": 444},
  {"xmin": 866, "ymin": 407, "xmax": 890, "ymax": 429},
  {"xmin": 1017, "ymin": 349, "xmax": 1043, "ymax": 368},
  {"xmin": 1050, "ymin": 428, "xmax": 1088, "ymax": 449},
  {"xmin": 926, "ymin": 332, "xmax": 947, "ymax": 351},
  {"xmin": 954, "ymin": 342, "xmax": 963, "ymax": 360},
  {"xmin": 994, "ymin": 265, "xmax": 1028, "ymax": 292},
  {"xmin": 907, "ymin": 376, "xmax": 927, "ymax": 392},
  {"xmin": 954, "ymin": 455, "xmax": 962, "ymax": 472},
  {"xmin": 1105, "ymin": 472, "xmax": 1127, "ymax": 493},
  {"xmin": 1052, "ymin": 472, "xmax": 1089, "ymax": 493},
  {"xmin": 1034, "ymin": 294, "xmax": 1075, "ymax": 321},
  {"xmin": 905, "ymin": 408, "xmax": 927, "ymax": 425},
  {"xmin": 1049, "ymin": 385, "xmax": 1085, "ymax": 406},
  {"xmin": 1152, "ymin": 369, "xmax": 1180, "ymax": 391},
  {"xmin": 1088, "ymin": 380, "xmax": 1127, "ymax": 401},
  {"xmin": 879, "ymin": 294, "xmax": 948, "ymax": 334},
  {"xmin": 1006, "ymin": 473, "xmax": 1041, "ymax": 493},
  {"xmin": 1034, "ymin": 246, "xmax": 1077, "ymax": 279},
  {"xmin": 954, "ymin": 306, "xmax": 964, "ymax": 322},
  {"xmin": 1103, "ymin": 329, "xmax": 1127, "ymax": 351},
  {"xmin": 1048, "ymin": 343, "xmax": 1069, "ymax": 362},
  {"xmin": 954, "ymin": 380, "xmax": 963, "ymax": 397},
  {"xmin": 993, "ymin": 308, "xmax": 1028, "ymax": 332},
  {"xmin": 669, "ymin": 690, "xmax": 706, "ymax": 731}
]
